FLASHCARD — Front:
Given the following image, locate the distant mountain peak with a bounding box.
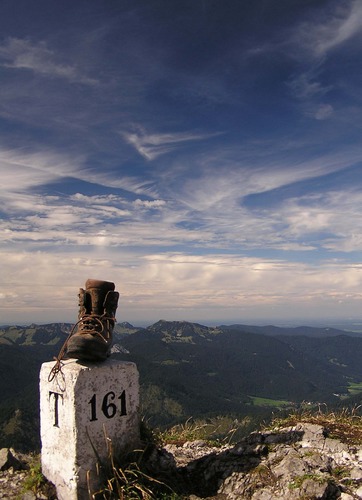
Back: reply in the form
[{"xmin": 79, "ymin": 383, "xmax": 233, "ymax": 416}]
[
  {"xmin": 118, "ymin": 321, "xmax": 135, "ymax": 329},
  {"xmin": 146, "ymin": 319, "xmax": 222, "ymax": 343}
]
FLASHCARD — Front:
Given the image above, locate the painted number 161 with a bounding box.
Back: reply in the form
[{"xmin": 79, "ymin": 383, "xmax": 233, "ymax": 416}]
[{"xmin": 88, "ymin": 390, "xmax": 127, "ymax": 421}]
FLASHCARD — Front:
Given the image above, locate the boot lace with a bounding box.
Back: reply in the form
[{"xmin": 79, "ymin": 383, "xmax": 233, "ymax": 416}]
[
  {"xmin": 77, "ymin": 314, "xmax": 111, "ymax": 340},
  {"xmin": 48, "ymin": 314, "xmax": 114, "ymax": 382}
]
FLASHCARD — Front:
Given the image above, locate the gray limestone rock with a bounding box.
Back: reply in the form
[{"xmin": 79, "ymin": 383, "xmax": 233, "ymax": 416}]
[
  {"xmin": 151, "ymin": 422, "xmax": 362, "ymax": 499},
  {"xmin": 0, "ymin": 449, "xmax": 25, "ymax": 471}
]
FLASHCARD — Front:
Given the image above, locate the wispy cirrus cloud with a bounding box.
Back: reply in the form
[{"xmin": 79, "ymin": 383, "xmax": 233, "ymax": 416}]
[
  {"xmin": 286, "ymin": 1, "xmax": 362, "ymax": 119},
  {"xmin": 286, "ymin": 66, "xmax": 334, "ymax": 121},
  {"xmin": 282, "ymin": 189, "xmax": 362, "ymax": 253},
  {"xmin": 291, "ymin": 0, "xmax": 362, "ymax": 60},
  {"xmin": 2, "ymin": 139, "xmax": 361, "ymax": 256},
  {"xmin": 174, "ymin": 145, "xmax": 359, "ymax": 211},
  {"xmin": 0, "ymin": 147, "xmax": 87, "ymax": 194},
  {"xmin": 312, "ymin": 0, "xmax": 362, "ymax": 57},
  {"xmin": 0, "ymin": 146, "xmax": 159, "ymax": 200},
  {"xmin": 0, "ymin": 37, "xmax": 98, "ymax": 85},
  {"xmin": 122, "ymin": 126, "xmax": 222, "ymax": 160}
]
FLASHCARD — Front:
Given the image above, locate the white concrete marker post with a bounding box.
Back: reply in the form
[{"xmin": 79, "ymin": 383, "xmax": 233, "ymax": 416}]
[{"xmin": 40, "ymin": 358, "xmax": 140, "ymax": 500}]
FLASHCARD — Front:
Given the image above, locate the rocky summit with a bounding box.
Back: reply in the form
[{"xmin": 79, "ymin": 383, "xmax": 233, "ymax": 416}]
[
  {"xmin": 0, "ymin": 448, "xmax": 55, "ymax": 499},
  {"xmin": 1, "ymin": 421, "xmax": 362, "ymax": 498},
  {"xmin": 146, "ymin": 421, "xmax": 362, "ymax": 499}
]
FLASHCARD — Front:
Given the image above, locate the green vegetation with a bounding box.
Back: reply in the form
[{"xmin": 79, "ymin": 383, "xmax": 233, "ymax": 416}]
[
  {"xmin": 94, "ymin": 427, "xmax": 180, "ymax": 500},
  {"xmin": 0, "ymin": 406, "xmax": 40, "ymax": 452},
  {"xmin": 289, "ymin": 473, "xmax": 327, "ymax": 490},
  {"xmin": 94, "ymin": 415, "xmax": 259, "ymax": 498},
  {"xmin": 331, "ymin": 466, "xmax": 351, "ymax": 479},
  {"xmin": 20, "ymin": 455, "xmax": 56, "ymax": 498},
  {"xmin": 160, "ymin": 360, "xmax": 180, "ymax": 366},
  {"xmin": 96, "ymin": 458, "xmax": 178, "ymax": 499},
  {"xmin": 159, "ymin": 415, "xmax": 253, "ymax": 446},
  {"xmin": 3, "ymin": 321, "xmax": 362, "ymax": 451},
  {"xmin": 265, "ymin": 406, "xmax": 362, "ymax": 445},
  {"xmin": 347, "ymin": 381, "xmax": 362, "ymax": 395},
  {"xmin": 13, "ymin": 406, "xmax": 362, "ymax": 499},
  {"xmin": 96, "ymin": 406, "xmax": 362, "ymax": 498},
  {"xmin": 247, "ymin": 396, "xmax": 292, "ymax": 408},
  {"xmin": 21, "ymin": 457, "xmax": 44, "ymax": 494}
]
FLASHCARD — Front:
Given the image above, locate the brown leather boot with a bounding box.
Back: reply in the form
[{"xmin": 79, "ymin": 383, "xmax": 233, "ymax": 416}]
[{"xmin": 66, "ymin": 279, "xmax": 119, "ymax": 361}]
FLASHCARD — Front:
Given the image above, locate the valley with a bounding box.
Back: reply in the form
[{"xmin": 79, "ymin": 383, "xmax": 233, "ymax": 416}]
[{"xmin": 1, "ymin": 320, "xmax": 362, "ymax": 450}]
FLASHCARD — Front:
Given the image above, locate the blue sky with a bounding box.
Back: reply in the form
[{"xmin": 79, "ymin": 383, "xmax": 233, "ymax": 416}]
[{"xmin": 1, "ymin": 0, "xmax": 362, "ymax": 326}]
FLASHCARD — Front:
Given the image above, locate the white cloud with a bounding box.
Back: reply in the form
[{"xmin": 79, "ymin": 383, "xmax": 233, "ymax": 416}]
[
  {"xmin": 0, "ymin": 147, "xmax": 87, "ymax": 195},
  {"xmin": 1, "ymin": 250, "xmax": 362, "ymax": 324},
  {"xmin": 122, "ymin": 126, "xmax": 221, "ymax": 160},
  {"xmin": 314, "ymin": 103, "xmax": 334, "ymax": 120},
  {"xmin": 1, "ymin": 144, "xmax": 362, "ymax": 323},
  {"xmin": 263, "ymin": 188, "xmax": 362, "ymax": 253},
  {"xmin": 314, "ymin": 0, "xmax": 362, "ymax": 57},
  {"xmin": 0, "ymin": 146, "xmax": 162, "ymax": 205},
  {"xmin": 288, "ymin": 72, "xmax": 329, "ymax": 100},
  {"xmin": 71, "ymin": 194, "xmax": 124, "ymax": 204},
  {"xmin": 286, "ymin": 1, "xmax": 362, "ymax": 119},
  {"xmin": 1, "ymin": 141, "xmax": 362, "ymax": 257},
  {"xmin": 4, "ymin": 174, "xmax": 362, "ymax": 258},
  {"xmin": 133, "ymin": 199, "xmax": 166, "ymax": 209},
  {"xmin": 173, "ymin": 147, "xmax": 356, "ymax": 213},
  {"xmin": 287, "ymin": 67, "xmax": 334, "ymax": 121},
  {"xmin": 0, "ymin": 37, "xmax": 98, "ymax": 85},
  {"xmin": 292, "ymin": 1, "xmax": 362, "ymax": 60}
]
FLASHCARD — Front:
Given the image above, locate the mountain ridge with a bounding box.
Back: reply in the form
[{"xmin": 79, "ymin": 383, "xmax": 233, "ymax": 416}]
[{"xmin": 1, "ymin": 320, "xmax": 362, "ymax": 451}]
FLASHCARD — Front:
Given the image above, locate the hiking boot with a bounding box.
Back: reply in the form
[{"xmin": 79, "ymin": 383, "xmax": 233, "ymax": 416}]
[{"xmin": 66, "ymin": 279, "xmax": 119, "ymax": 361}]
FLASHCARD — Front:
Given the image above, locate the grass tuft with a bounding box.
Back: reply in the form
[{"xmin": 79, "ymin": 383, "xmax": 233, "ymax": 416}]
[
  {"xmin": 20, "ymin": 455, "xmax": 56, "ymax": 498},
  {"xmin": 93, "ymin": 424, "xmax": 181, "ymax": 499},
  {"xmin": 289, "ymin": 473, "xmax": 327, "ymax": 490},
  {"xmin": 265, "ymin": 405, "xmax": 362, "ymax": 445},
  {"xmin": 159, "ymin": 415, "xmax": 253, "ymax": 446},
  {"xmin": 21, "ymin": 458, "xmax": 44, "ymax": 494}
]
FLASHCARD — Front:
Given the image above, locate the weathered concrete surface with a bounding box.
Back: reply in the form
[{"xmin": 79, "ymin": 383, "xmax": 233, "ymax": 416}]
[{"xmin": 40, "ymin": 358, "xmax": 139, "ymax": 500}]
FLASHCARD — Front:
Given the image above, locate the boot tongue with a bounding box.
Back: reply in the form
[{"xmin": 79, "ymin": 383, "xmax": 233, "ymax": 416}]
[
  {"xmin": 85, "ymin": 279, "xmax": 115, "ymax": 291},
  {"xmin": 85, "ymin": 279, "xmax": 116, "ymax": 316}
]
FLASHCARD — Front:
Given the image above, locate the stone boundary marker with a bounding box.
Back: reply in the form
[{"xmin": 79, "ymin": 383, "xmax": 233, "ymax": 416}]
[{"xmin": 40, "ymin": 358, "xmax": 140, "ymax": 500}]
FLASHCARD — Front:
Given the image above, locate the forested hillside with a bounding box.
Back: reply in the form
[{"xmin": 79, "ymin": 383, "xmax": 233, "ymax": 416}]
[{"xmin": 1, "ymin": 320, "xmax": 362, "ymax": 450}]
